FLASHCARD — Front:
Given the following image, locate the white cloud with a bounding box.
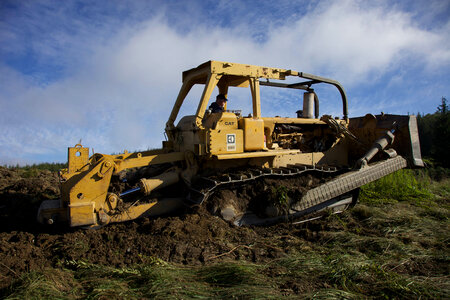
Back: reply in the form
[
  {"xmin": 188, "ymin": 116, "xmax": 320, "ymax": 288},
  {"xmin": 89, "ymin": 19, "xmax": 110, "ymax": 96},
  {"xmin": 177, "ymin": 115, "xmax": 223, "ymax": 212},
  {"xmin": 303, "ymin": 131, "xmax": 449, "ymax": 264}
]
[
  {"xmin": 261, "ymin": 0, "xmax": 450, "ymax": 83},
  {"xmin": 0, "ymin": 0, "xmax": 449, "ymax": 164}
]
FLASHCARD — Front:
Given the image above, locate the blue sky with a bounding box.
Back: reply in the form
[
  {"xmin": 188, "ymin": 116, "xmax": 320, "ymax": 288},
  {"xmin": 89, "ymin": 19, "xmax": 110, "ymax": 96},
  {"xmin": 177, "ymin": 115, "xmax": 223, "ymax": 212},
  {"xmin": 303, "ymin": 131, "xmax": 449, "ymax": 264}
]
[{"xmin": 1, "ymin": 0, "xmax": 449, "ymax": 165}]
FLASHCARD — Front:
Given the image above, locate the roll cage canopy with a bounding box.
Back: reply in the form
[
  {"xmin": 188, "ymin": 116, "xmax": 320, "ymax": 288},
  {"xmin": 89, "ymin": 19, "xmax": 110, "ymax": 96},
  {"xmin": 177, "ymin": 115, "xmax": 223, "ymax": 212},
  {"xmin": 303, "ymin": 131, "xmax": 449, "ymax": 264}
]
[{"xmin": 165, "ymin": 60, "xmax": 348, "ymax": 131}]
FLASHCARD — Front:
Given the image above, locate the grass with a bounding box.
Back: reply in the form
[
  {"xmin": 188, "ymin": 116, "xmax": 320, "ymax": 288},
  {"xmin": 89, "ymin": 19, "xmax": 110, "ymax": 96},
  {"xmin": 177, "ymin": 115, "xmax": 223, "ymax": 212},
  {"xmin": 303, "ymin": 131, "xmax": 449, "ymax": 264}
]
[
  {"xmin": 268, "ymin": 185, "xmax": 290, "ymax": 214},
  {"xmin": 360, "ymin": 169, "xmax": 434, "ymax": 204},
  {"xmin": 3, "ymin": 269, "xmax": 82, "ymax": 299},
  {"xmin": 1, "ymin": 168, "xmax": 449, "ymax": 299},
  {"xmin": 2, "ymin": 261, "xmax": 281, "ymax": 299},
  {"xmin": 4, "ymin": 162, "xmax": 68, "ymax": 172},
  {"xmin": 2, "ymin": 162, "xmax": 68, "ymax": 179},
  {"xmin": 4, "ymin": 245, "xmax": 446, "ymax": 299}
]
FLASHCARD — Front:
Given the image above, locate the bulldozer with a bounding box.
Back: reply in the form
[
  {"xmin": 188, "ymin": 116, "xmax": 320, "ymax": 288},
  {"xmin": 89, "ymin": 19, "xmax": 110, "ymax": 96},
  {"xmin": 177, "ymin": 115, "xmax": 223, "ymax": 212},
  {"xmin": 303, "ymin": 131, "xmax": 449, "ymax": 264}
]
[{"xmin": 37, "ymin": 60, "xmax": 423, "ymax": 227}]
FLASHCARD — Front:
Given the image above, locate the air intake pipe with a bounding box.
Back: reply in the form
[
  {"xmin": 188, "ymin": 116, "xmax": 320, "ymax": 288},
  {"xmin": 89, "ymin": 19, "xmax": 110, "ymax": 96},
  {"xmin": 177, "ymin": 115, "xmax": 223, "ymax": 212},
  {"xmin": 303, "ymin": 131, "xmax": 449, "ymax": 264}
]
[{"xmin": 302, "ymin": 92, "xmax": 319, "ymax": 119}]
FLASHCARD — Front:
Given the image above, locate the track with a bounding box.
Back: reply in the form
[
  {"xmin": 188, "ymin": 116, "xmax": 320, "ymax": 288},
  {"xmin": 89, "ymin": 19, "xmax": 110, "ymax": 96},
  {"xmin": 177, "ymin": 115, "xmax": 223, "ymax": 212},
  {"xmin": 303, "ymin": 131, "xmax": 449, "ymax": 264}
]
[
  {"xmin": 188, "ymin": 156, "xmax": 408, "ymax": 226},
  {"xmin": 188, "ymin": 164, "xmax": 342, "ymax": 205}
]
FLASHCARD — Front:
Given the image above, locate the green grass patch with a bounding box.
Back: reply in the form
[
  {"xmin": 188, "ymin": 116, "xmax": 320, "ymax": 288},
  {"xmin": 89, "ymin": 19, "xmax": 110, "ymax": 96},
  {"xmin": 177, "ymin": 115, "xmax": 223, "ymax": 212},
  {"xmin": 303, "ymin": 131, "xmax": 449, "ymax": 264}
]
[
  {"xmin": 360, "ymin": 169, "xmax": 434, "ymax": 204},
  {"xmin": 3, "ymin": 163, "xmax": 68, "ymax": 176}
]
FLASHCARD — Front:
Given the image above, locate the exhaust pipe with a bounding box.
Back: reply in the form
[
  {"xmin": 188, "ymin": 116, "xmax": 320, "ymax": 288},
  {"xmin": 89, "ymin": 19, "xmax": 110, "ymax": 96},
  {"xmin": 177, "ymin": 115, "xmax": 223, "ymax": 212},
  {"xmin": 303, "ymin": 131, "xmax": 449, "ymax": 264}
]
[{"xmin": 302, "ymin": 92, "xmax": 319, "ymax": 119}]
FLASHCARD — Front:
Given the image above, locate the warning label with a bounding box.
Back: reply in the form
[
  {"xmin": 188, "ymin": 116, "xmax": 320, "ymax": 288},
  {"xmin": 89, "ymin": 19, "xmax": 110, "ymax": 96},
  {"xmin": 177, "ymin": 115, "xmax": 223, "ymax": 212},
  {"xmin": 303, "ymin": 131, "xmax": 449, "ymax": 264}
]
[{"xmin": 226, "ymin": 134, "xmax": 236, "ymax": 151}]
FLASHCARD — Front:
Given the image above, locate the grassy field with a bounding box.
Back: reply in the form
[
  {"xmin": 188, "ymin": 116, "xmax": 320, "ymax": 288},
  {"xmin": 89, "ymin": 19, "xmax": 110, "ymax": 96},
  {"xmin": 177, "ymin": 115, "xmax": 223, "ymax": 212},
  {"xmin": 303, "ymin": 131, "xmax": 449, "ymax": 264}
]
[{"xmin": 1, "ymin": 168, "xmax": 449, "ymax": 299}]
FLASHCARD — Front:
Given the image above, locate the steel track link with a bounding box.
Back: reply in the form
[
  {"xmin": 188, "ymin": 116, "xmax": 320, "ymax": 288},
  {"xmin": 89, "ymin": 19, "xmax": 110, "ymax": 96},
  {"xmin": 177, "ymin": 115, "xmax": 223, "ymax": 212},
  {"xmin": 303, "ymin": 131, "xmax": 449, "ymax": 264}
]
[{"xmin": 187, "ymin": 164, "xmax": 342, "ymax": 206}]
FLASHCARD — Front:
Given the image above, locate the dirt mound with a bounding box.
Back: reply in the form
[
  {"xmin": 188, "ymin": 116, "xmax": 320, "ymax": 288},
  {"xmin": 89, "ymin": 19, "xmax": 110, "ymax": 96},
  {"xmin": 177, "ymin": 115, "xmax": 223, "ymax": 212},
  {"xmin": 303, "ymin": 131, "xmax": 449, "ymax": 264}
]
[
  {"xmin": 0, "ymin": 167, "xmax": 326, "ymax": 289},
  {"xmin": 0, "ymin": 167, "xmax": 59, "ymax": 232}
]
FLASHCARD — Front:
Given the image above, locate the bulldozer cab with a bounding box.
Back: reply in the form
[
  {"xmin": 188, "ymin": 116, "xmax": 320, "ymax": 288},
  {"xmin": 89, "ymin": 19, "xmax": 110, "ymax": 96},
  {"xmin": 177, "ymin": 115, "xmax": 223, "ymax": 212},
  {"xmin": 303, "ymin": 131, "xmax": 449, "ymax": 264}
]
[{"xmin": 165, "ymin": 60, "xmax": 349, "ymax": 156}]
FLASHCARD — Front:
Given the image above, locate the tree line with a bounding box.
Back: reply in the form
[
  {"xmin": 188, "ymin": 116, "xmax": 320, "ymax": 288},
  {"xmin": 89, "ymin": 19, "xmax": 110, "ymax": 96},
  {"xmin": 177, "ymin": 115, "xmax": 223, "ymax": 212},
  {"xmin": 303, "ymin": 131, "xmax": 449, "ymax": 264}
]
[{"xmin": 417, "ymin": 97, "xmax": 449, "ymax": 168}]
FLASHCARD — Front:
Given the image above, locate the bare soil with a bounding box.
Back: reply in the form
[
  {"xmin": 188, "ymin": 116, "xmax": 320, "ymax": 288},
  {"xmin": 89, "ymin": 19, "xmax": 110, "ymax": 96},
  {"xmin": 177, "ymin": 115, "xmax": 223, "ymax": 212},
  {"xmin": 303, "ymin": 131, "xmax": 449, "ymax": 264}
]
[{"xmin": 0, "ymin": 167, "xmax": 328, "ymax": 289}]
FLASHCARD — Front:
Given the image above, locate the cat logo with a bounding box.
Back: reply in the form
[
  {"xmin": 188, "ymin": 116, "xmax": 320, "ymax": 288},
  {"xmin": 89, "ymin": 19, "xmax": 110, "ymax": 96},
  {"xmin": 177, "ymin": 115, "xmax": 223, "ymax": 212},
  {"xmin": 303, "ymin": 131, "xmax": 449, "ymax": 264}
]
[
  {"xmin": 225, "ymin": 122, "xmax": 235, "ymax": 126},
  {"xmin": 226, "ymin": 134, "xmax": 236, "ymax": 151}
]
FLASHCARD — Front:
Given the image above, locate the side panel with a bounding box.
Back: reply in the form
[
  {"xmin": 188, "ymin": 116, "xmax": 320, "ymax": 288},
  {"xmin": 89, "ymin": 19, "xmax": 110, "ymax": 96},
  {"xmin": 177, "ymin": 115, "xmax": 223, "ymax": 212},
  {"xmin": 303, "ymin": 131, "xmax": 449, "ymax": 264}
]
[
  {"xmin": 238, "ymin": 118, "xmax": 265, "ymax": 151},
  {"xmin": 208, "ymin": 129, "xmax": 244, "ymax": 154}
]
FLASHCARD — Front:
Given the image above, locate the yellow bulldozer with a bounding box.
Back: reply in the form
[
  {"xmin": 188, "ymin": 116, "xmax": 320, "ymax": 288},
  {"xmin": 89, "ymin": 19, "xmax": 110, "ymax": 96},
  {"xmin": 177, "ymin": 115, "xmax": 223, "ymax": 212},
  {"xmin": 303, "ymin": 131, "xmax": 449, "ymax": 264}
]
[{"xmin": 37, "ymin": 61, "xmax": 423, "ymax": 227}]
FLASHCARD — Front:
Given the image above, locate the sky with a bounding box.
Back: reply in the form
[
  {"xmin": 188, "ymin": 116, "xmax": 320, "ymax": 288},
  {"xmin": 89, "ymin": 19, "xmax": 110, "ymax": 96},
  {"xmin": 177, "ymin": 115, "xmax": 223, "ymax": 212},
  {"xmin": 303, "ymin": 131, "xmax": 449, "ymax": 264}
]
[{"xmin": 1, "ymin": 0, "xmax": 449, "ymax": 165}]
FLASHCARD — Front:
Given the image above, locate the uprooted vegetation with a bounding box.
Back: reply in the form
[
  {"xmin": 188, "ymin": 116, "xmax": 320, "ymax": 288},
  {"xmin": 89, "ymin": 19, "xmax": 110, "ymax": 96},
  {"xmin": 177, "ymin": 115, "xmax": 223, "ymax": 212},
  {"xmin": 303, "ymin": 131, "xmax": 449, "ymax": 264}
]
[{"xmin": 0, "ymin": 165, "xmax": 448, "ymax": 299}]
